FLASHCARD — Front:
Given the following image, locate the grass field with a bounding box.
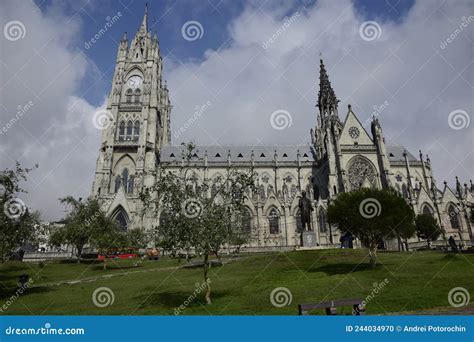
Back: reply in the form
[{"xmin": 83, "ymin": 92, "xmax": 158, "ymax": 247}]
[{"xmin": 0, "ymin": 249, "xmax": 473, "ymax": 315}]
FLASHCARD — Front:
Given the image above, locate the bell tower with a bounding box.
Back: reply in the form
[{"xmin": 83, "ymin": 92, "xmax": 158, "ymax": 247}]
[{"xmin": 91, "ymin": 5, "xmax": 171, "ymax": 230}]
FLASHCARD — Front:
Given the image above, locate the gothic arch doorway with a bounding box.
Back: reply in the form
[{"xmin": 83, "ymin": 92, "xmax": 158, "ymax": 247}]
[{"xmin": 112, "ymin": 206, "xmax": 129, "ymax": 232}]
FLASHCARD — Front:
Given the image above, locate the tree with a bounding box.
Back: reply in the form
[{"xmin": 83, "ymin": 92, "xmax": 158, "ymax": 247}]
[
  {"xmin": 415, "ymin": 213, "xmax": 442, "ymax": 249},
  {"xmin": 141, "ymin": 142, "xmax": 255, "ymax": 304},
  {"xmin": 0, "ymin": 162, "xmax": 40, "ymax": 262},
  {"xmin": 327, "ymin": 187, "xmax": 415, "ymax": 268}
]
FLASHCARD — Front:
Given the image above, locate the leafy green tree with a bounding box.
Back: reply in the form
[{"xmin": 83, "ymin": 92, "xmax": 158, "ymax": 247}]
[
  {"xmin": 126, "ymin": 228, "xmax": 149, "ymax": 250},
  {"xmin": 0, "ymin": 162, "xmax": 40, "ymax": 261},
  {"xmin": 415, "ymin": 213, "xmax": 442, "ymax": 249},
  {"xmin": 327, "ymin": 187, "xmax": 415, "ymax": 267},
  {"xmin": 141, "ymin": 142, "xmax": 255, "ymax": 304}
]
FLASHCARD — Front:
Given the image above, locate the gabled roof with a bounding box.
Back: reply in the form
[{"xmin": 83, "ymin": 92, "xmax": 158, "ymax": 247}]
[
  {"xmin": 386, "ymin": 146, "xmax": 418, "ymax": 162},
  {"xmin": 160, "ymin": 145, "xmax": 316, "ymax": 163}
]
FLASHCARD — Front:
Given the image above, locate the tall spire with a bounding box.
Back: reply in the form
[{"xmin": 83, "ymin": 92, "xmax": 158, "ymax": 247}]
[
  {"xmin": 139, "ymin": 3, "xmax": 148, "ymax": 34},
  {"xmin": 317, "ymin": 59, "xmax": 339, "ymax": 115}
]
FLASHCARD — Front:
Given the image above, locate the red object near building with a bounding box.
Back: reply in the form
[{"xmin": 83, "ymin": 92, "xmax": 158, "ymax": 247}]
[{"xmin": 97, "ymin": 248, "xmax": 138, "ymax": 260}]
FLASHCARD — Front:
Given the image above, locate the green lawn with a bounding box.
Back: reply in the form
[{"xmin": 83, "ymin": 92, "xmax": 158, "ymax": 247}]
[{"xmin": 0, "ymin": 249, "xmax": 473, "ymax": 315}]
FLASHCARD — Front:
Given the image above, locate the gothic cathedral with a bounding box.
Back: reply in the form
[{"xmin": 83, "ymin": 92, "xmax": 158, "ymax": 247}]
[{"xmin": 92, "ymin": 7, "xmax": 473, "ymax": 250}]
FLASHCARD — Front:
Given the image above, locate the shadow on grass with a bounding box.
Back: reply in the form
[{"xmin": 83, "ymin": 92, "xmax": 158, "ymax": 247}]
[
  {"xmin": 0, "ymin": 286, "xmax": 53, "ymax": 300},
  {"xmin": 134, "ymin": 290, "xmax": 230, "ymax": 310},
  {"xmin": 58, "ymin": 259, "xmax": 100, "ymax": 265},
  {"xmin": 308, "ymin": 263, "xmax": 380, "ymax": 275}
]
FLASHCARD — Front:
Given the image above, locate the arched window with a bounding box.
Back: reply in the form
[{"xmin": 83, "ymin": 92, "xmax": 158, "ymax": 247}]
[
  {"xmin": 313, "ymin": 185, "xmax": 320, "ymax": 200},
  {"xmin": 159, "ymin": 211, "xmax": 169, "ymax": 227},
  {"xmin": 122, "ymin": 169, "xmax": 129, "ymax": 193},
  {"xmin": 126, "ymin": 121, "xmax": 133, "ymax": 140},
  {"xmin": 422, "ymin": 204, "xmax": 434, "ymax": 217},
  {"xmin": 448, "ymin": 204, "xmax": 460, "ymax": 229},
  {"xmin": 127, "ymin": 175, "xmax": 134, "ymax": 194},
  {"xmin": 133, "ymin": 121, "xmax": 140, "ymax": 141},
  {"xmin": 126, "ymin": 89, "xmax": 133, "ymax": 103},
  {"xmin": 242, "ymin": 209, "xmax": 252, "ymax": 233},
  {"xmin": 211, "ymin": 183, "xmax": 219, "ymax": 198},
  {"xmin": 134, "ymin": 89, "xmax": 141, "ymax": 104},
  {"xmin": 319, "ymin": 209, "xmax": 327, "ymax": 233},
  {"xmin": 402, "ymin": 184, "xmax": 408, "ymax": 199},
  {"xmin": 115, "ymin": 210, "xmax": 128, "ymax": 232},
  {"xmin": 290, "ymin": 184, "xmax": 297, "ymax": 197},
  {"xmin": 268, "ymin": 208, "xmax": 279, "ymax": 234},
  {"xmin": 259, "ymin": 185, "xmax": 266, "ymax": 201},
  {"xmin": 114, "ymin": 176, "xmax": 121, "ymax": 193},
  {"xmin": 295, "ymin": 209, "xmax": 303, "ymax": 233},
  {"xmin": 267, "ymin": 185, "xmax": 274, "ymax": 195},
  {"xmin": 118, "ymin": 121, "xmax": 125, "ymax": 141}
]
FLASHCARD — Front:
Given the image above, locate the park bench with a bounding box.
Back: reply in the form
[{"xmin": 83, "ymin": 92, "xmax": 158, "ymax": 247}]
[{"xmin": 298, "ymin": 298, "xmax": 365, "ymax": 315}]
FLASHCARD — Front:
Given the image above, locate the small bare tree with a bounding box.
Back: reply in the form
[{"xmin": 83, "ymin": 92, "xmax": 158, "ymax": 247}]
[{"xmin": 140, "ymin": 142, "xmax": 255, "ymax": 304}]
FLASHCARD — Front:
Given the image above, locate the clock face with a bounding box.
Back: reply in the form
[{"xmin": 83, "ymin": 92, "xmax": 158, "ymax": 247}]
[
  {"xmin": 348, "ymin": 126, "xmax": 360, "ymax": 139},
  {"xmin": 127, "ymin": 76, "xmax": 142, "ymax": 90}
]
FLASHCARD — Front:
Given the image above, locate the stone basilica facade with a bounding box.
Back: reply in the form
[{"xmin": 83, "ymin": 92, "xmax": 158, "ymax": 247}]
[{"xmin": 92, "ymin": 9, "xmax": 473, "ymax": 250}]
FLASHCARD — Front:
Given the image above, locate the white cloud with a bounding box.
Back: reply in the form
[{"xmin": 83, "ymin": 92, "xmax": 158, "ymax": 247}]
[
  {"xmin": 167, "ymin": 0, "xmax": 472, "ymax": 186},
  {"xmin": 0, "ymin": 1, "xmax": 104, "ymax": 220}
]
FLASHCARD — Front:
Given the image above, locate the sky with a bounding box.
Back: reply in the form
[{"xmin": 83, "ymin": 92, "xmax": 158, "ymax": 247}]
[{"xmin": 0, "ymin": 0, "xmax": 472, "ymax": 220}]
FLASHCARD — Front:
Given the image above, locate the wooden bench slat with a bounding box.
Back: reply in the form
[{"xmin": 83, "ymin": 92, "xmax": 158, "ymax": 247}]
[{"xmin": 298, "ymin": 298, "xmax": 365, "ymax": 316}]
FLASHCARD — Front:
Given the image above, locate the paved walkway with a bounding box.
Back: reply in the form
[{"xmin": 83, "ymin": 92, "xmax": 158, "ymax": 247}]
[{"xmin": 36, "ymin": 257, "xmax": 240, "ymax": 288}]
